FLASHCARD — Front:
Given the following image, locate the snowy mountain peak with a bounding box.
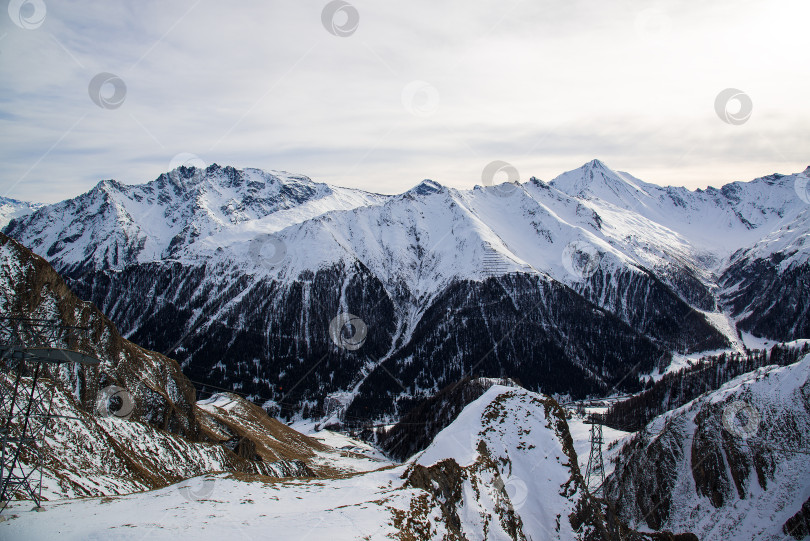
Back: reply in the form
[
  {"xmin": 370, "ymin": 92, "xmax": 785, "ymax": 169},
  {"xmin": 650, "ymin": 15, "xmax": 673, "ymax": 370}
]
[
  {"xmin": 408, "ymin": 178, "xmax": 445, "ymax": 195},
  {"xmin": 141, "ymin": 164, "xmax": 324, "ymax": 199},
  {"xmin": 93, "ymin": 178, "xmax": 126, "ymax": 195},
  {"xmin": 585, "ymin": 158, "xmax": 610, "ymax": 170},
  {"xmin": 3, "ymin": 165, "xmax": 387, "ymax": 272},
  {"xmin": 550, "ymin": 159, "xmax": 650, "ymax": 200}
]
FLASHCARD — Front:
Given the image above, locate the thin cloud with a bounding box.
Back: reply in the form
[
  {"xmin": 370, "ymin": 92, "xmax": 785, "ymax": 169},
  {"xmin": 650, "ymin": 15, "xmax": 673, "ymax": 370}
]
[{"xmin": 1, "ymin": 0, "xmax": 808, "ymax": 203}]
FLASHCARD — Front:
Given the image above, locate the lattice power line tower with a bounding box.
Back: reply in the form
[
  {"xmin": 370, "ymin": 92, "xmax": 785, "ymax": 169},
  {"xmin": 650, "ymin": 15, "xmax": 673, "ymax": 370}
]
[
  {"xmin": 584, "ymin": 413, "xmax": 606, "ymax": 496},
  {"xmin": 0, "ymin": 316, "xmax": 100, "ymax": 512}
]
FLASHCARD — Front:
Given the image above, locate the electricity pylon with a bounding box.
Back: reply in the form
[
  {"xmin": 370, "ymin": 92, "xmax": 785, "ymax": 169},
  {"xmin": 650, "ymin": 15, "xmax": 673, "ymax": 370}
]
[
  {"xmin": 0, "ymin": 316, "xmax": 100, "ymax": 512},
  {"xmin": 584, "ymin": 413, "xmax": 606, "ymax": 496}
]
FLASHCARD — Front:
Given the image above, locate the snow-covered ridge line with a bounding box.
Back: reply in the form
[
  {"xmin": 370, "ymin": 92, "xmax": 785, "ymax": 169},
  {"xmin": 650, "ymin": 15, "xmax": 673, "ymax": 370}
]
[
  {"xmin": 6, "ymin": 160, "xmax": 808, "ymax": 280},
  {"xmin": 4, "ymin": 160, "xmax": 809, "ymax": 421}
]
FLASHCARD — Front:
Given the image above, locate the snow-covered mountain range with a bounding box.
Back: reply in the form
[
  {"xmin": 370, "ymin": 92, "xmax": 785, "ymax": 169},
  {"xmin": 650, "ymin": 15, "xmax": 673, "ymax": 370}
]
[
  {"xmin": 4, "ymin": 161, "xmax": 810, "ymax": 421},
  {"xmin": 2, "ymin": 224, "xmax": 808, "ymax": 539},
  {"xmin": 0, "ymin": 196, "xmax": 41, "ymax": 230}
]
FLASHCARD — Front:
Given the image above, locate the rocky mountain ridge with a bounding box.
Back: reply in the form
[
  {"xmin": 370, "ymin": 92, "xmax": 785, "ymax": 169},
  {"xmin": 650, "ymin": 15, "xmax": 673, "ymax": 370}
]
[{"xmin": 4, "ymin": 161, "xmax": 809, "ymax": 421}]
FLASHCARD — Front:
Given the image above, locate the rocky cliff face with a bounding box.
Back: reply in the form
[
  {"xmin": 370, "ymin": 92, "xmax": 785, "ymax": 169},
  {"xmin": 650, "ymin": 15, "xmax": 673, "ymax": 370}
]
[
  {"xmin": 0, "ymin": 232, "xmax": 199, "ymax": 439},
  {"xmin": 404, "ymin": 385, "xmax": 697, "ymax": 540},
  {"xmin": 0, "ymin": 368, "xmax": 309, "ymax": 500},
  {"xmin": 720, "ymin": 254, "xmax": 810, "ymax": 342},
  {"xmin": 604, "ymin": 355, "xmax": 810, "ymax": 540}
]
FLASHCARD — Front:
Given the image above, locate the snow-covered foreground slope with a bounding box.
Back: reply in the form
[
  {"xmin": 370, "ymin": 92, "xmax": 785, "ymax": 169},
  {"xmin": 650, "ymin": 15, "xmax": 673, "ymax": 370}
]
[
  {"xmin": 0, "ymin": 470, "xmax": 420, "ymax": 540},
  {"xmin": 0, "ymin": 386, "xmax": 684, "ymax": 540},
  {"xmin": 605, "ymin": 355, "xmax": 810, "ymax": 540}
]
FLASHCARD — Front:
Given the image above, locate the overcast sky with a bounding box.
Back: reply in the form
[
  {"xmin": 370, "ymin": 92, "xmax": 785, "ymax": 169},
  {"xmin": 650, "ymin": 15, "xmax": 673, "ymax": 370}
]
[{"xmin": 1, "ymin": 0, "xmax": 808, "ymax": 203}]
